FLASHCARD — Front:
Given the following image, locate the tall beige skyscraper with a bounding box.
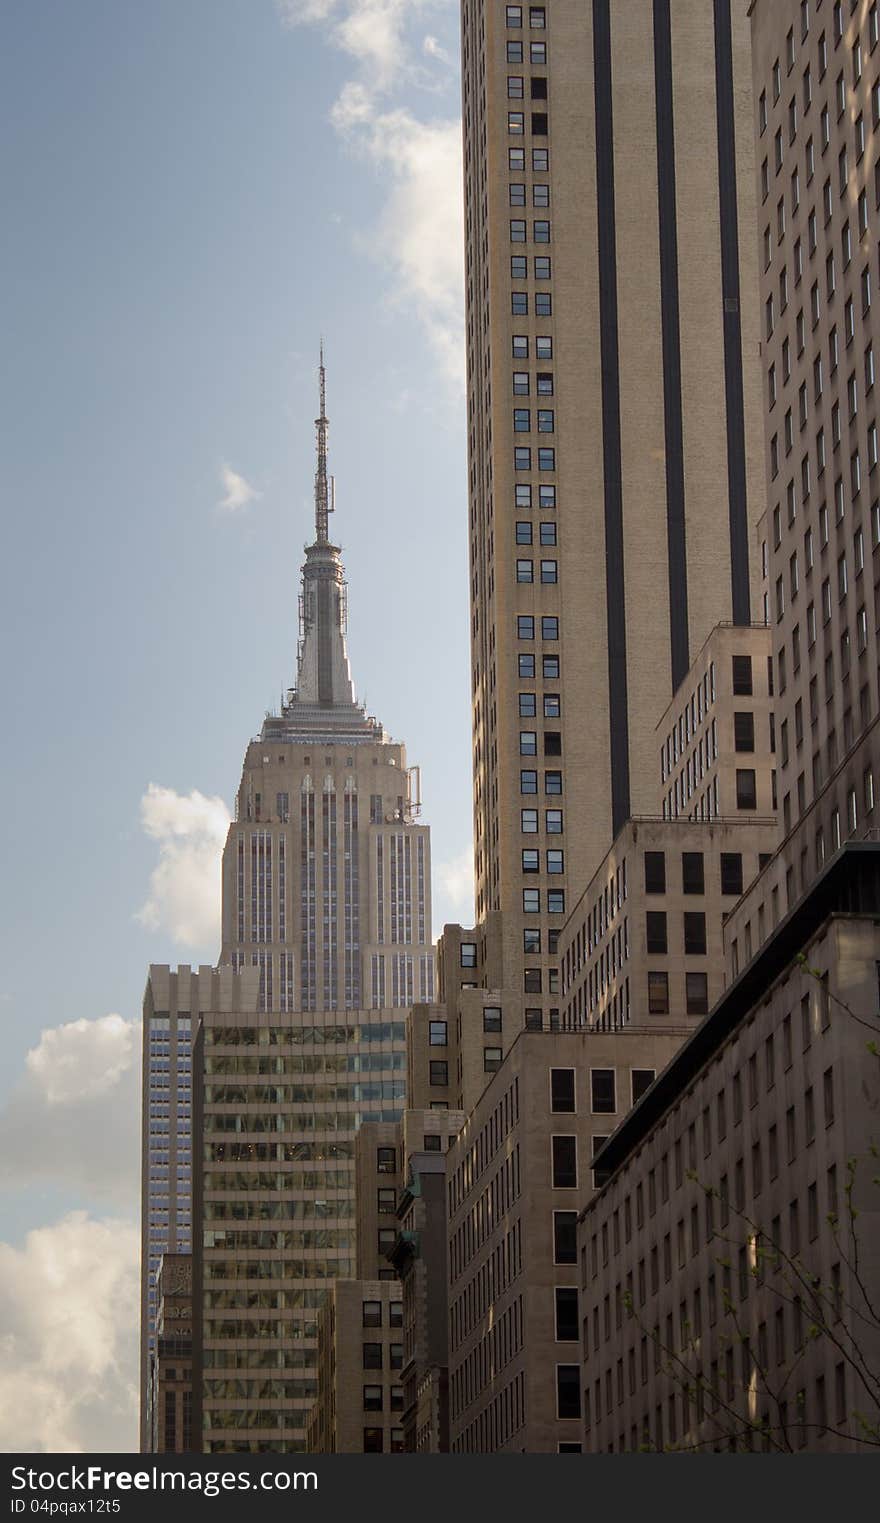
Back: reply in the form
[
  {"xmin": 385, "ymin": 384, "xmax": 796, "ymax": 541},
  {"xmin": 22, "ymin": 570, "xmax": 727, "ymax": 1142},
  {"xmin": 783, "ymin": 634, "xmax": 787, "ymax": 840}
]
[
  {"xmin": 218, "ymin": 356, "xmax": 433, "ymax": 1014},
  {"xmin": 461, "ymin": 0, "xmax": 767, "ymax": 1019},
  {"xmin": 749, "ymin": 0, "xmax": 880, "ymax": 882}
]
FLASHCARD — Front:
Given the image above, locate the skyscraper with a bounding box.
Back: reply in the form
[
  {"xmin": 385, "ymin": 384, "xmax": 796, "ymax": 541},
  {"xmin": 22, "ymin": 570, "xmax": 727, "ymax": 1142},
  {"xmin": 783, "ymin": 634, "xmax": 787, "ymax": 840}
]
[
  {"xmin": 749, "ymin": 0, "xmax": 880, "ymax": 881},
  {"xmin": 461, "ymin": 0, "xmax": 767, "ymax": 1018},
  {"xmin": 142, "ymin": 357, "xmax": 435, "ymax": 1450},
  {"xmin": 217, "ymin": 354, "xmax": 434, "ymax": 1014}
]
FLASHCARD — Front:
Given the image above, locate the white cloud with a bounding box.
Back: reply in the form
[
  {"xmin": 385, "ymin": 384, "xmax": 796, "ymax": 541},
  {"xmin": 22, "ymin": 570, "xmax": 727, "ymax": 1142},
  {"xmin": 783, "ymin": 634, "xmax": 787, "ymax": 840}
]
[
  {"xmin": 0, "ymin": 1212, "xmax": 139, "ymax": 1452},
  {"xmin": 26, "ymin": 1014, "xmax": 137, "ymax": 1106},
  {"xmin": 217, "ymin": 461, "xmax": 260, "ymax": 512},
  {"xmin": 0, "ymin": 1015, "xmax": 139, "ymax": 1204},
  {"xmin": 277, "ymin": 0, "xmax": 465, "ymax": 386},
  {"xmin": 136, "ymin": 783, "xmax": 230, "ymax": 950},
  {"xmin": 434, "ymin": 845, "xmax": 474, "ymax": 935},
  {"xmin": 422, "ymin": 33, "xmax": 454, "ymax": 68},
  {"xmin": 278, "ymin": 0, "xmax": 428, "ymax": 85}
]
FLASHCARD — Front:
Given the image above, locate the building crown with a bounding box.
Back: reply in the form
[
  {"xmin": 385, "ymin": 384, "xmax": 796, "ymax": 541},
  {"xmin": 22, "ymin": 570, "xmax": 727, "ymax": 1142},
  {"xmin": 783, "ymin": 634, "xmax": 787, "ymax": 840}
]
[{"xmin": 261, "ymin": 348, "xmax": 385, "ymax": 744}]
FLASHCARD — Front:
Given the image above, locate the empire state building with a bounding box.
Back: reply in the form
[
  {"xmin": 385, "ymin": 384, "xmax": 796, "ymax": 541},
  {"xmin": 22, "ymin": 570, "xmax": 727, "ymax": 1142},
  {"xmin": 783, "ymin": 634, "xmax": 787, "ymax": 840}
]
[{"xmin": 220, "ymin": 352, "xmax": 434, "ymax": 1012}]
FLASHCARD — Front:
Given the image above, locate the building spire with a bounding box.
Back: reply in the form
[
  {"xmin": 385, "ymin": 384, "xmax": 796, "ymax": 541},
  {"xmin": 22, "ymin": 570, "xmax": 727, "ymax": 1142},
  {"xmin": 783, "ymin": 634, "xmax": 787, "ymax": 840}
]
[{"xmin": 314, "ymin": 341, "xmax": 333, "ymax": 545}]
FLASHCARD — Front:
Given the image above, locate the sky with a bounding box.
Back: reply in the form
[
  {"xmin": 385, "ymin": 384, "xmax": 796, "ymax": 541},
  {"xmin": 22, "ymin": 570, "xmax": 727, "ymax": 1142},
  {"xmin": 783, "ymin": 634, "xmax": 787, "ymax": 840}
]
[{"xmin": 0, "ymin": 0, "xmax": 471, "ymax": 1451}]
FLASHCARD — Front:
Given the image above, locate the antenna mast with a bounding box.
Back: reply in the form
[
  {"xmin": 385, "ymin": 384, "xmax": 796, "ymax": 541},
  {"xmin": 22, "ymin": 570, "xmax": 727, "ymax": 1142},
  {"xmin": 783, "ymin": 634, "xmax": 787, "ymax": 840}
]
[{"xmin": 314, "ymin": 341, "xmax": 331, "ymax": 544}]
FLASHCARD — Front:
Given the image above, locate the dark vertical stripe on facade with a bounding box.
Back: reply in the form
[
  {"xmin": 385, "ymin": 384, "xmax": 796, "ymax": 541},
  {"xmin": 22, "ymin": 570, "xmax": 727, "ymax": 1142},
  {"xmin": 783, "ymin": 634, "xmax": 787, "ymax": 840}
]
[
  {"xmin": 593, "ymin": 0, "xmax": 630, "ymax": 834},
  {"xmin": 713, "ymin": 0, "xmax": 751, "ymax": 624},
  {"xmin": 653, "ymin": 0, "xmax": 690, "ymax": 690}
]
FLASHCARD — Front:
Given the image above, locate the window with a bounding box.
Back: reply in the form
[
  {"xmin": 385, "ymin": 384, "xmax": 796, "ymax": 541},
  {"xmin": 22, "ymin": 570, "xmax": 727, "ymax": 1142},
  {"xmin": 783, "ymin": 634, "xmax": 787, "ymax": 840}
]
[
  {"xmin": 483, "ymin": 1005, "xmax": 502, "ymax": 1032},
  {"xmin": 484, "ymin": 1047, "xmax": 502, "ymax": 1073},
  {"xmin": 552, "ymin": 1136, "xmax": 578, "ymax": 1189},
  {"xmin": 556, "ymin": 1366, "xmax": 581, "ymax": 1421},
  {"xmin": 520, "ymin": 769, "xmax": 537, "ymax": 793},
  {"xmin": 362, "ymin": 1343, "xmax": 382, "ymax": 1370},
  {"xmin": 429, "ymin": 1060, "xmax": 448, "ymax": 1086},
  {"xmin": 682, "ymin": 852, "xmax": 705, "ymax": 894},
  {"xmin": 555, "ymin": 1288, "xmax": 579, "ymax": 1342},
  {"xmin": 428, "ymin": 1020, "xmax": 447, "ymax": 1046},
  {"xmin": 520, "ymin": 733, "xmax": 537, "ymax": 757},
  {"xmin": 644, "ymin": 851, "xmax": 666, "ymax": 893},
  {"xmin": 686, "ymin": 972, "xmax": 709, "ymax": 1016},
  {"xmin": 732, "ymin": 654, "xmax": 753, "ymax": 694},
  {"xmin": 684, "ymin": 912, "xmax": 707, "ymax": 955},
  {"xmin": 362, "ymin": 1301, "xmax": 382, "ymax": 1328},
  {"xmin": 737, "ymin": 769, "xmax": 758, "ymax": 809},
  {"xmin": 648, "ymin": 971, "xmax": 669, "ymax": 1015},
  {"xmin": 377, "ymin": 1146, "xmax": 395, "ymax": 1174},
  {"xmin": 632, "ymin": 1069, "xmax": 655, "ymax": 1105},
  {"xmin": 591, "ymin": 1070, "xmax": 616, "ymax": 1114},
  {"xmin": 551, "ymin": 1069, "xmax": 576, "ymax": 1113},
  {"xmin": 720, "ymin": 853, "xmax": 744, "ymax": 895},
  {"xmin": 553, "ymin": 1210, "xmax": 577, "ymax": 1264},
  {"xmin": 646, "ymin": 910, "xmax": 668, "ymax": 955}
]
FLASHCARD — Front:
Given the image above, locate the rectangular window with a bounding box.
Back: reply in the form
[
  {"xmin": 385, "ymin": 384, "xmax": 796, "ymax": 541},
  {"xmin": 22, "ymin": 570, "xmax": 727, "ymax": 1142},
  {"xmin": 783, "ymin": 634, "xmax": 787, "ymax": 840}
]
[
  {"xmin": 552, "ymin": 1212, "xmax": 577, "ymax": 1267},
  {"xmin": 590, "ymin": 1070, "xmax": 616, "ymax": 1114},
  {"xmin": 686, "ymin": 972, "xmax": 709, "ymax": 1016},
  {"xmin": 551, "ymin": 1068, "xmax": 576, "ymax": 1113},
  {"xmin": 552, "ymin": 1136, "xmax": 578, "ymax": 1189},
  {"xmin": 682, "ymin": 852, "xmax": 705, "ymax": 893},
  {"xmin": 684, "ymin": 912, "xmax": 707, "ymax": 955},
  {"xmin": 555, "ymin": 1288, "xmax": 579, "ymax": 1342},
  {"xmin": 632, "ymin": 1069, "xmax": 655, "ymax": 1105},
  {"xmin": 736, "ymin": 769, "xmax": 758, "ymax": 809},
  {"xmin": 732, "ymin": 654, "xmax": 753, "ymax": 694},
  {"xmin": 720, "ymin": 853, "xmax": 744, "ymax": 895},
  {"xmin": 556, "ymin": 1366, "xmax": 581, "ymax": 1421},
  {"xmin": 646, "ymin": 910, "xmax": 667, "ymax": 955}
]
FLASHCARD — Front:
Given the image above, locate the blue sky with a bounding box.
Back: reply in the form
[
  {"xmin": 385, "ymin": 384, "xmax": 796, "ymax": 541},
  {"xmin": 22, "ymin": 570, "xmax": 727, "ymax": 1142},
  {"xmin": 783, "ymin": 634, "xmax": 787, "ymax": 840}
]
[{"xmin": 0, "ymin": 0, "xmax": 470, "ymax": 1449}]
